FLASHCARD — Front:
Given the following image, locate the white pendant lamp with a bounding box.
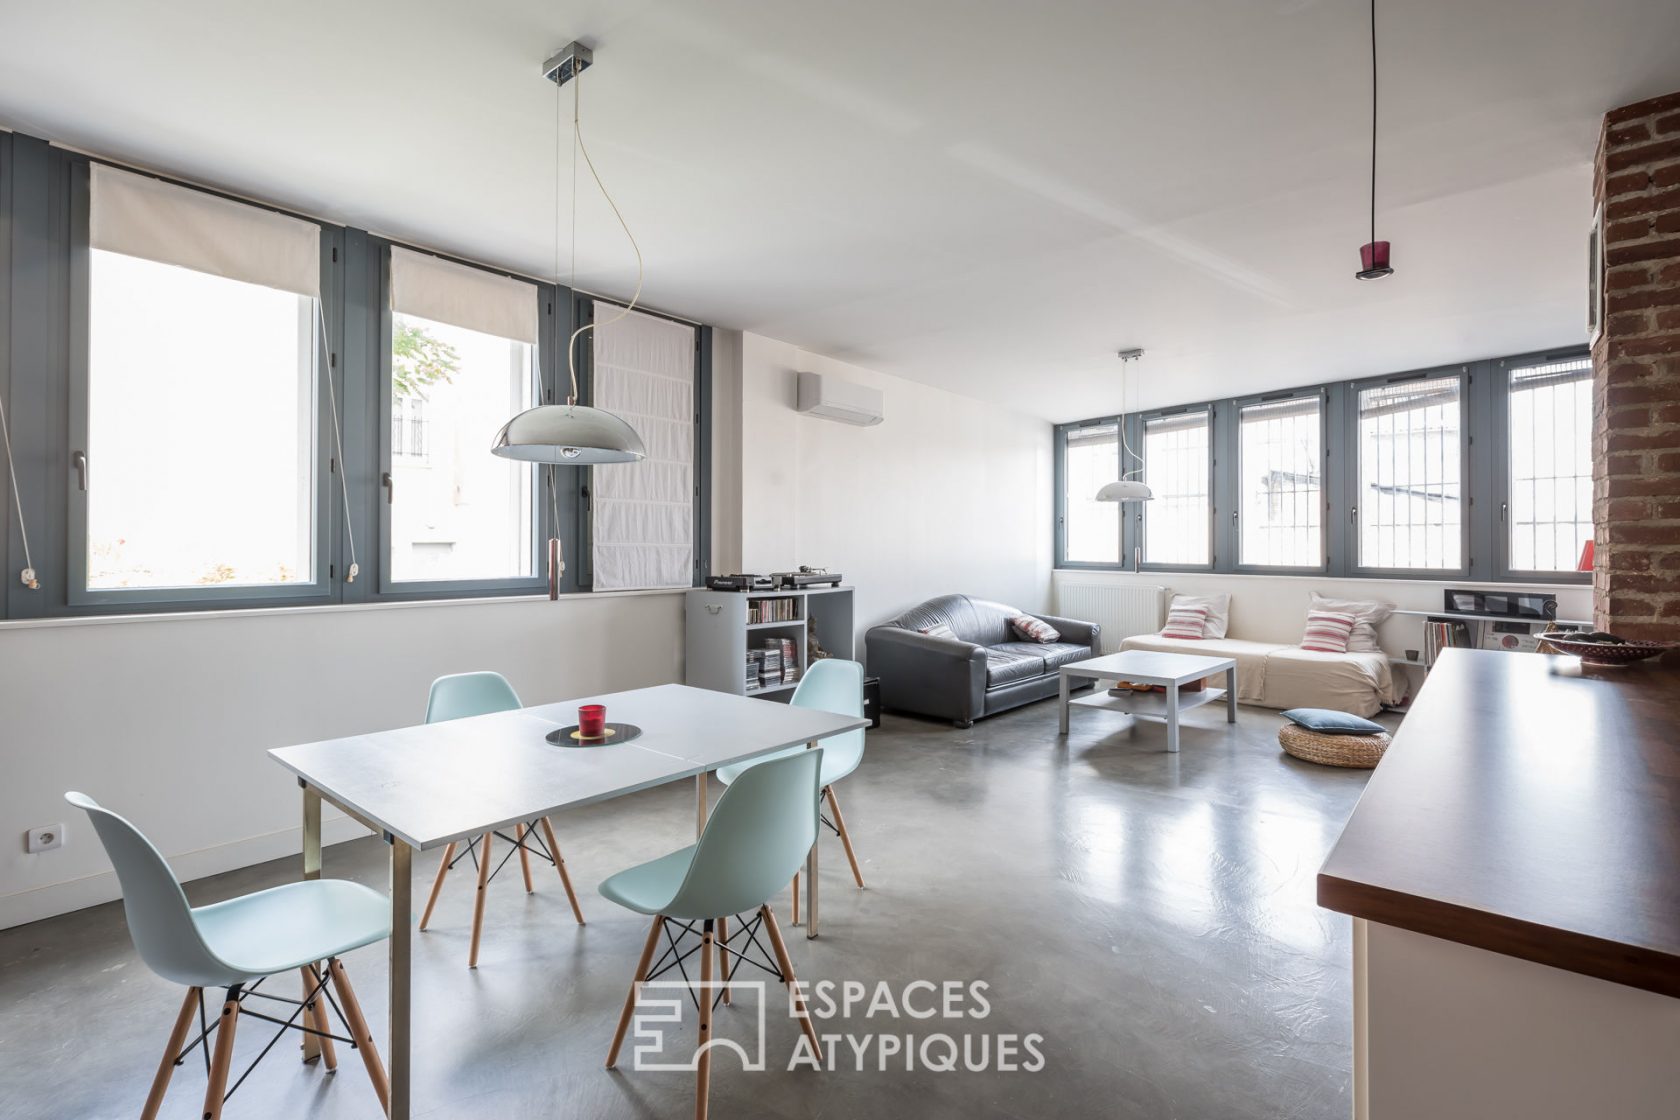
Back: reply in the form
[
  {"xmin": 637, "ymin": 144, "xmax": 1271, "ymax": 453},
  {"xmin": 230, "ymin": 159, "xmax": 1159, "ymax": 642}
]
[
  {"xmin": 1096, "ymin": 348, "xmax": 1153, "ymax": 503},
  {"xmin": 492, "ymin": 42, "xmax": 647, "ymax": 467},
  {"xmin": 1096, "ymin": 478, "xmax": 1152, "ymax": 503}
]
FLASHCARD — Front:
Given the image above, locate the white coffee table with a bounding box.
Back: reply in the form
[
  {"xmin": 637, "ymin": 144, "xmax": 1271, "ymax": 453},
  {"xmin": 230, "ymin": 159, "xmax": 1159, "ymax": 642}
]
[{"xmin": 1058, "ymin": 650, "xmax": 1238, "ymax": 752}]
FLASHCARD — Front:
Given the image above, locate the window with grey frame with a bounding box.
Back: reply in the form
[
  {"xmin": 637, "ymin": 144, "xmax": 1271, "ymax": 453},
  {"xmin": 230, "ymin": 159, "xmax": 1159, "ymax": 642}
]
[
  {"xmin": 67, "ymin": 160, "xmax": 340, "ymax": 611},
  {"xmin": 1236, "ymin": 392, "xmax": 1325, "ymax": 569},
  {"xmin": 1501, "ymin": 356, "xmax": 1592, "ymax": 575},
  {"xmin": 381, "ymin": 245, "xmax": 545, "ymax": 593},
  {"xmin": 1352, "ymin": 374, "xmax": 1464, "ymax": 573},
  {"xmin": 1052, "ymin": 349, "xmax": 1590, "ymax": 584},
  {"xmin": 1062, "ymin": 420, "xmax": 1122, "ymax": 564},
  {"xmin": 1140, "ymin": 408, "xmax": 1212, "ymax": 567},
  {"xmin": 0, "ymin": 127, "xmax": 716, "ymax": 621}
]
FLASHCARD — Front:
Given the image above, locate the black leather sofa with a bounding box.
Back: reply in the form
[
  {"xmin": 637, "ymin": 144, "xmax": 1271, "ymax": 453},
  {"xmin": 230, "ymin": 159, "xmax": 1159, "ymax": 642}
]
[{"xmin": 864, "ymin": 594, "xmax": 1101, "ymax": 727}]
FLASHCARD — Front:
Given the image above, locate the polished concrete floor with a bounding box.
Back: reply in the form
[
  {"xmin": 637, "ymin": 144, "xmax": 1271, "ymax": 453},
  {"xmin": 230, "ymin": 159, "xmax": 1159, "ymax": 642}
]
[{"xmin": 0, "ymin": 697, "xmax": 1384, "ymax": 1120}]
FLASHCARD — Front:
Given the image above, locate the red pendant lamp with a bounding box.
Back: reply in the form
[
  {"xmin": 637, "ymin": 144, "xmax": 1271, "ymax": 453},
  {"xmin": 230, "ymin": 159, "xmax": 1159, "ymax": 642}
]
[{"xmin": 1356, "ymin": 0, "xmax": 1393, "ymax": 280}]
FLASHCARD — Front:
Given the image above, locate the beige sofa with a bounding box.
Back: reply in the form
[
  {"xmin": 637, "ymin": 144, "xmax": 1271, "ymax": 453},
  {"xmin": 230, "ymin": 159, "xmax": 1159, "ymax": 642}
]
[{"xmin": 1117, "ymin": 633, "xmax": 1403, "ymax": 717}]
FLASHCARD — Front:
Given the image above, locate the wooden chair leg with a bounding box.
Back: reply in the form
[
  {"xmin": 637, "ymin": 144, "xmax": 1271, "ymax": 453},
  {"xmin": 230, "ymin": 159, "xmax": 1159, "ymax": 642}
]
[
  {"xmin": 418, "ymin": 841, "xmax": 456, "ymax": 932},
  {"xmin": 718, "ymin": 915, "xmax": 731, "ymax": 1005},
  {"xmin": 696, "ymin": 919, "xmax": 715, "ymax": 1120},
  {"xmin": 141, "ymin": 987, "xmax": 200, "ymax": 1120},
  {"xmin": 761, "ymin": 905, "xmax": 822, "ymax": 1054},
  {"xmin": 824, "ymin": 786, "xmax": 866, "ymax": 888},
  {"xmin": 539, "ymin": 817, "xmax": 586, "ymax": 925},
  {"xmin": 469, "ymin": 832, "xmax": 493, "ymax": 967},
  {"xmin": 200, "ymin": 988, "xmax": 242, "ymax": 1120},
  {"xmin": 299, "ymin": 966, "xmax": 337, "ymax": 1072},
  {"xmin": 516, "ymin": 823, "xmax": 535, "ymax": 893},
  {"xmin": 328, "ymin": 957, "xmax": 390, "ymax": 1115},
  {"xmin": 791, "ymin": 872, "xmax": 800, "ymax": 926},
  {"xmin": 607, "ymin": 915, "xmax": 666, "ymax": 1069}
]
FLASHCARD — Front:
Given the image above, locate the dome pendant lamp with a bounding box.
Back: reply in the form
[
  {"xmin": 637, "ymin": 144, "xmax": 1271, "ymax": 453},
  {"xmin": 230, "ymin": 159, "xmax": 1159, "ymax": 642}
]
[
  {"xmin": 492, "ymin": 42, "xmax": 647, "ymax": 598},
  {"xmin": 493, "ymin": 41, "xmax": 648, "ymax": 467},
  {"xmin": 1096, "ymin": 349, "xmax": 1154, "ymax": 504},
  {"xmin": 1355, "ymin": 0, "xmax": 1393, "ymax": 280}
]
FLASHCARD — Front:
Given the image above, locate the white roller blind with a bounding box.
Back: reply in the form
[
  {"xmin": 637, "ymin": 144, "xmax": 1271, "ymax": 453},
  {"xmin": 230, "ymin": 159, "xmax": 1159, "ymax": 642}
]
[
  {"xmin": 389, "ymin": 246, "xmax": 538, "ymax": 344},
  {"xmin": 90, "ymin": 163, "xmax": 321, "ymax": 298},
  {"xmin": 590, "ymin": 303, "xmax": 696, "ymax": 591}
]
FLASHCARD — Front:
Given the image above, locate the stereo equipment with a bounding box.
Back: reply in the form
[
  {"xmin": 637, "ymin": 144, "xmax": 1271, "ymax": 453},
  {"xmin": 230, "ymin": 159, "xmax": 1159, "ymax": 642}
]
[
  {"xmin": 707, "ymin": 574, "xmax": 776, "ymax": 592},
  {"xmin": 774, "ymin": 567, "xmax": 842, "ymax": 588}
]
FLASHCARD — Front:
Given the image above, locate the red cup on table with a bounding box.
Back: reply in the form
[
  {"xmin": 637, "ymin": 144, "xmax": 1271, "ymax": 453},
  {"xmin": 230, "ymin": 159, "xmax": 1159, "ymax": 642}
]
[{"xmin": 578, "ymin": 704, "xmax": 607, "ymax": 739}]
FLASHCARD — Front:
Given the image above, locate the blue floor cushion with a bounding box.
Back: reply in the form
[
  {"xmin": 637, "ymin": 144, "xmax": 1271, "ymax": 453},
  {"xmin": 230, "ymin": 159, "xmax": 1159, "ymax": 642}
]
[{"xmin": 1281, "ymin": 708, "xmax": 1387, "ymax": 736}]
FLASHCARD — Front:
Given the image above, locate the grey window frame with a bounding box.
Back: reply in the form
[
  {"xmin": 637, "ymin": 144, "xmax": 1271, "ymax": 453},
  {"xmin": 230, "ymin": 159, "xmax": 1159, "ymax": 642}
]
[
  {"xmin": 1052, "ymin": 349, "xmax": 1591, "ymax": 586},
  {"xmin": 371, "ymin": 238, "xmax": 558, "ymax": 600},
  {"xmin": 63, "ymin": 155, "xmax": 344, "ymax": 614},
  {"xmin": 1053, "ymin": 415, "xmax": 1127, "ymax": 570},
  {"xmin": 1229, "ymin": 386, "xmax": 1331, "ymax": 576},
  {"xmin": 0, "ymin": 127, "xmax": 716, "ymax": 621},
  {"xmin": 1488, "ymin": 348, "xmax": 1593, "ymax": 585},
  {"xmin": 1343, "ymin": 364, "xmax": 1473, "ymax": 582},
  {"xmin": 1134, "ymin": 403, "xmax": 1217, "ymax": 573}
]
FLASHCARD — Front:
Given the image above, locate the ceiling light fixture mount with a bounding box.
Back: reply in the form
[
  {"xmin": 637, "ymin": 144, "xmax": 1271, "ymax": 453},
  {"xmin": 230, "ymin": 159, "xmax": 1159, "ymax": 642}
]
[
  {"xmin": 1356, "ymin": 0, "xmax": 1393, "ymax": 281},
  {"xmin": 541, "ymin": 41, "xmax": 592, "ymax": 88}
]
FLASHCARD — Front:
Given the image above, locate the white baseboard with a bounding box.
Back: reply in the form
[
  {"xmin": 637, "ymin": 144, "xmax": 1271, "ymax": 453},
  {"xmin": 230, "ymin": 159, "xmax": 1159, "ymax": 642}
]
[{"xmin": 0, "ymin": 814, "xmax": 372, "ymax": 931}]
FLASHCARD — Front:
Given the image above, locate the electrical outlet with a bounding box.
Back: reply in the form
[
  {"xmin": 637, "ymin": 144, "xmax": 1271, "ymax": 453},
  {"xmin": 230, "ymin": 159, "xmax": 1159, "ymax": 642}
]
[{"xmin": 26, "ymin": 824, "xmax": 64, "ymax": 853}]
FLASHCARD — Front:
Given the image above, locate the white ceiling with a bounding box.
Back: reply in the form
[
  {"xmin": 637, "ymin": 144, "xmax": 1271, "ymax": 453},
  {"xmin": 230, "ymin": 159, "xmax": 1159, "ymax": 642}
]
[{"xmin": 2, "ymin": 1, "xmax": 1677, "ymax": 421}]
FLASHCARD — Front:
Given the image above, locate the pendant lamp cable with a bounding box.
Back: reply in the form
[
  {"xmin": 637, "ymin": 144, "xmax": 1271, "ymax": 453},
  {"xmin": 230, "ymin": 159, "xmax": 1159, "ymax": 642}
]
[
  {"xmin": 1368, "ymin": 0, "xmax": 1378, "ymax": 248},
  {"xmin": 1117, "ymin": 357, "xmax": 1143, "ymax": 481},
  {"xmin": 561, "ymin": 60, "xmax": 644, "ymax": 407},
  {"xmin": 0, "ymin": 389, "xmax": 38, "ymax": 589},
  {"xmin": 314, "ymin": 300, "xmax": 358, "ymax": 582}
]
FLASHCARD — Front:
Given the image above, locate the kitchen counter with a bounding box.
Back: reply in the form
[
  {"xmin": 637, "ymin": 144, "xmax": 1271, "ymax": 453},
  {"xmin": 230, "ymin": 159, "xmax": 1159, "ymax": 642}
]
[{"xmin": 1316, "ymin": 648, "xmax": 1680, "ymax": 1118}]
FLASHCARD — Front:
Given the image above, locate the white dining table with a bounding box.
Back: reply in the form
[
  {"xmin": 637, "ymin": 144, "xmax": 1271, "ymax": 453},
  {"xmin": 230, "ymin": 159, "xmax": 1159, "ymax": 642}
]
[{"xmin": 268, "ymin": 682, "xmax": 868, "ymax": 1120}]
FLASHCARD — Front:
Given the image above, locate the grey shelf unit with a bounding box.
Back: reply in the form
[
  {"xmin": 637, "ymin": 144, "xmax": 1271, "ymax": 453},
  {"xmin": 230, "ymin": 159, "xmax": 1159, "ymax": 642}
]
[{"xmin": 686, "ymin": 586, "xmax": 856, "ymax": 702}]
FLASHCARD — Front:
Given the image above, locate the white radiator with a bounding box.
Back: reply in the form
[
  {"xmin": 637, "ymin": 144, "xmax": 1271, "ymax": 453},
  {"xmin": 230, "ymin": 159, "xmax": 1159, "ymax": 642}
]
[{"xmin": 1054, "ymin": 579, "xmax": 1167, "ymax": 653}]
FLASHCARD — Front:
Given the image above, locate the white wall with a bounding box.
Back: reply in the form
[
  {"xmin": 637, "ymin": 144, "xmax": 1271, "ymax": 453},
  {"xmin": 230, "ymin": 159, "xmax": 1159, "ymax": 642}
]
[
  {"xmin": 0, "ymin": 593, "xmax": 684, "ymax": 928},
  {"xmin": 728, "ymin": 332, "xmax": 1055, "ymax": 641},
  {"xmin": 1054, "ymin": 568, "xmax": 1593, "ymax": 658}
]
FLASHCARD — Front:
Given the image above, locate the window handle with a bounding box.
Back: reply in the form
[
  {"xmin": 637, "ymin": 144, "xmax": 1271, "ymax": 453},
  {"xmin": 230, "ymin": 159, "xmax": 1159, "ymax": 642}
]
[
  {"xmin": 1500, "ymin": 501, "xmax": 1508, "ymax": 523},
  {"xmin": 1349, "ymin": 505, "xmax": 1358, "ymax": 523},
  {"xmin": 382, "ymin": 472, "xmax": 394, "ymax": 504},
  {"xmin": 71, "ymin": 450, "xmax": 89, "ymax": 492}
]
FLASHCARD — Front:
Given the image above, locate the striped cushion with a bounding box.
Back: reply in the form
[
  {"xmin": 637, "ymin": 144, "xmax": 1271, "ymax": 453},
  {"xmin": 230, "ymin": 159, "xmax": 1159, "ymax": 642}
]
[
  {"xmin": 1301, "ymin": 609, "xmax": 1357, "ymax": 653},
  {"xmin": 919, "ymin": 623, "xmax": 956, "ymax": 640},
  {"xmin": 1160, "ymin": 604, "xmax": 1209, "ymax": 640},
  {"xmin": 1010, "ymin": 615, "xmax": 1061, "ymax": 643}
]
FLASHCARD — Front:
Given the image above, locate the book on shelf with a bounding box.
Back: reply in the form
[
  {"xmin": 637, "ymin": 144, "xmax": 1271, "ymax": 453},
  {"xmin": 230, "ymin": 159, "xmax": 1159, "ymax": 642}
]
[
  {"xmin": 747, "ymin": 597, "xmax": 799, "ymax": 624},
  {"xmin": 776, "ymin": 637, "xmax": 800, "ymax": 684},
  {"xmin": 744, "ymin": 650, "xmax": 764, "ymax": 693},
  {"xmin": 1422, "ymin": 618, "xmax": 1474, "ymax": 667}
]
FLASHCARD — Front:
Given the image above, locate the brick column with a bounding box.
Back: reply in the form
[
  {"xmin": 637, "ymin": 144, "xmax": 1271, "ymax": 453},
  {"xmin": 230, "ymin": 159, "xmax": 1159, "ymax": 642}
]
[{"xmin": 1593, "ymin": 91, "xmax": 1680, "ymax": 641}]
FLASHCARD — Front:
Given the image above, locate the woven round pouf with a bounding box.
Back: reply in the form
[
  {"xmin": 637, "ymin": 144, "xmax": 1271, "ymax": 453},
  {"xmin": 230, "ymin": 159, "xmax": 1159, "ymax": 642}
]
[{"xmin": 1278, "ymin": 723, "xmax": 1390, "ymax": 769}]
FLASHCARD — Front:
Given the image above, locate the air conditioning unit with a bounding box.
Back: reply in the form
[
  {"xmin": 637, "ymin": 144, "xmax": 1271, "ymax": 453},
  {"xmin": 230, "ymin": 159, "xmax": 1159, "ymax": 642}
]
[{"xmin": 796, "ymin": 370, "xmax": 884, "ymax": 426}]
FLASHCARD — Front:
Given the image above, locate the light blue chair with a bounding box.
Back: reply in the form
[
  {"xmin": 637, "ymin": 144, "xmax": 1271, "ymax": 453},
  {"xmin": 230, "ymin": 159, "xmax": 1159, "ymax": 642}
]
[
  {"xmin": 417, "ymin": 671, "xmax": 585, "ymax": 967},
  {"xmin": 601, "ymin": 749, "xmax": 826, "ymax": 1117},
  {"xmin": 716, "ymin": 658, "xmax": 868, "ymax": 899},
  {"xmin": 66, "ymin": 792, "xmax": 391, "ymax": 1120}
]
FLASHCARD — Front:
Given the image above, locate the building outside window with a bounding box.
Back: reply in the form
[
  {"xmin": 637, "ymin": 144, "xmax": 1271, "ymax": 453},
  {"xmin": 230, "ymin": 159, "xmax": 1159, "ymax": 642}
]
[
  {"xmin": 1356, "ymin": 376, "xmax": 1462, "ymax": 571},
  {"xmin": 1506, "ymin": 357, "xmax": 1592, "ymax": 573},
  {"xmin": 1238, "ymin": 395, "xmax": 1322, "ymax": 567},
  {"xmin": 1063, "ymin": 422, "xmax": 1121, "ymax": 564},
  {"xmin": 1142, "ymin": 410, "xmax": 1211, "ymax": 566}
]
